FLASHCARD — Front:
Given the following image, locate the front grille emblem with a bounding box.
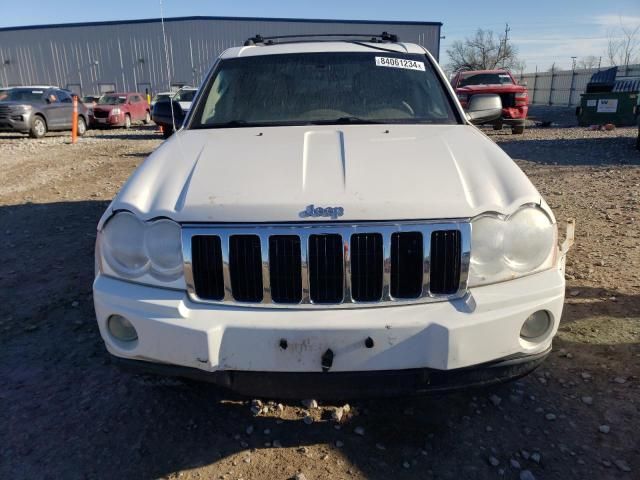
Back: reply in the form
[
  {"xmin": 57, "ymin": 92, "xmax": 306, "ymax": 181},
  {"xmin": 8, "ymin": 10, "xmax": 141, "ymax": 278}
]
[{"xmin": 299, "ymin": 204, "xmax": 344, "ymax": 220}]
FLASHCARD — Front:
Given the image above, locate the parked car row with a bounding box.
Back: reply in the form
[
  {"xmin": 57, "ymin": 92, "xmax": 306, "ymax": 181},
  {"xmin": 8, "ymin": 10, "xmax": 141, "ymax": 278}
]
[
  {"xmin": 0, "ymin": 86, "xmax": 90, "ymax": 138},
  {"xmin": 0, "ymin": 85, "xmax": 199, "ymax": 138}
]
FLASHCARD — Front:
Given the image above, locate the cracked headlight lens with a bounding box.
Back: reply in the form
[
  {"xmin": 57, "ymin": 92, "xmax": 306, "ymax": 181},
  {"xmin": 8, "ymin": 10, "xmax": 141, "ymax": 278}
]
[{"xmin": 469, "ymin": 206, "xmax": 556, "ymax": 287}]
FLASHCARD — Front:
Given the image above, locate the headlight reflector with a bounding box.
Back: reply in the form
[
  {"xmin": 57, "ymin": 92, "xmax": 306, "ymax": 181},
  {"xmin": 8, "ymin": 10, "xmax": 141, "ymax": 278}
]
[{"xmin": 469, "ymin": 206, "xmax": 556, "ymax": 287}]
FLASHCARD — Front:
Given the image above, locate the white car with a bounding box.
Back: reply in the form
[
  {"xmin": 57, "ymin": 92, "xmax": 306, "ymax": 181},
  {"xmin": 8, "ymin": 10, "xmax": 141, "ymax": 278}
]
[
  {"xmin": 93, "ymin": 34, "xmax": 573, "ymax": 398},
  {"xmin": 172, "ymin": 87, "xmax": 197, "ymax": 112}
]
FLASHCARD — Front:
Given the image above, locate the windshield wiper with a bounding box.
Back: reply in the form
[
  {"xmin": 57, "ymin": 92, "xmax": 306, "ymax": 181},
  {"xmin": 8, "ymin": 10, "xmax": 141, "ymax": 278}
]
[{"xmin": 309, "ymin": 116, "xmax": 384, "ymax": 125}]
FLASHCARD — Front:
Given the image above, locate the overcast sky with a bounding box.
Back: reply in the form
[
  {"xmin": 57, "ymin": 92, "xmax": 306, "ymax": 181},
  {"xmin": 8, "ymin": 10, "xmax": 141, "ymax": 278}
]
[{"xmin": 1, "ymin": 0, "xmax": 639, "ymax": 71}]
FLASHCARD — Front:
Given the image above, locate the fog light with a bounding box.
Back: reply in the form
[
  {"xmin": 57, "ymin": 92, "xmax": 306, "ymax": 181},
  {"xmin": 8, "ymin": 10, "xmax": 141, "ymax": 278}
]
[
  {"xmin": 520, "ymin": 310, "xmax": 551, "ymax": 340},
  {"xmin": 107, "ymin": 314, "xmax": 138, "ymax": 342}
]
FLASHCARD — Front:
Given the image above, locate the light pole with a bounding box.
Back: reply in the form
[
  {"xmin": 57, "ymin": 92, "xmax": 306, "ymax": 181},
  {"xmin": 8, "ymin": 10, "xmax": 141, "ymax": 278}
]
[{"xmin": 569, "ymin": 57, "xmax": 577, "ymax": 107}]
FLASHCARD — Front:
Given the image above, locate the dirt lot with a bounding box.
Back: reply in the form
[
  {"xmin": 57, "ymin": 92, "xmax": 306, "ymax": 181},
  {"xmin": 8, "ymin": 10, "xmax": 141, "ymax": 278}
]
[{"xmin": 1, "ymin": 113, "xmax": 639, "ymax": 480}]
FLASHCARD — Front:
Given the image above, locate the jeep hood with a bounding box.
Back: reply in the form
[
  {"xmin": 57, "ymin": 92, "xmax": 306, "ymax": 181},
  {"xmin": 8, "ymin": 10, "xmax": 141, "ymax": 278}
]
[{"xmin": 102, "ymin": 125, "xmax": 543, "ymax": 226}]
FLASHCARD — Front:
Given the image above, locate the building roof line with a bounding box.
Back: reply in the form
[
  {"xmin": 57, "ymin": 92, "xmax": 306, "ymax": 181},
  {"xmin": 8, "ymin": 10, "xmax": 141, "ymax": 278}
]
[{"xmin": 0, "ymin": 15, "xmax": 442, "ymax": 33}]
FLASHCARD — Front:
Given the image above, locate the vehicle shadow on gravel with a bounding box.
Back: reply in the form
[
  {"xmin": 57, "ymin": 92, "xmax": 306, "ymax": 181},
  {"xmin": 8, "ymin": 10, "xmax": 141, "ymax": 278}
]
[
  {"xmin": 1, "ymin": 201, "xmax": 638, "ymax": 479},
  {"xmin": 495, "ymin": 134, "xmax": 640, "ymax": 166}
]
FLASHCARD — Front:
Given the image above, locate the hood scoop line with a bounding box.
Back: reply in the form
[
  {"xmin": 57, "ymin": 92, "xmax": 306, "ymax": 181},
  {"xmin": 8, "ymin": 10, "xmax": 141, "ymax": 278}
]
[
  {"xmin": 174, "ymin": 144, "xmax": 206, "ymax": 212},
  {"xmin": 302, "ymin": 130, "xmax": 346, "ymax": 194}
]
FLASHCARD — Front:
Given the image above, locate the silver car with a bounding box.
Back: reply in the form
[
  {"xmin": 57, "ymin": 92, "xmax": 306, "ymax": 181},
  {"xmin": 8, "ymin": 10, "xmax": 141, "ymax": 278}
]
[{"xmin": 0, "ymin": 87, "xmax": 89, "ymax": 138}]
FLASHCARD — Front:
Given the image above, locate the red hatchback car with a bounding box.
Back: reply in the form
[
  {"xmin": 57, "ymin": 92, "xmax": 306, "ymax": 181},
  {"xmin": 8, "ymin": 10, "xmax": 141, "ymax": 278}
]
[{"xmin": 92, "ymin": 92, "xmax": 151, "ymax": 128}]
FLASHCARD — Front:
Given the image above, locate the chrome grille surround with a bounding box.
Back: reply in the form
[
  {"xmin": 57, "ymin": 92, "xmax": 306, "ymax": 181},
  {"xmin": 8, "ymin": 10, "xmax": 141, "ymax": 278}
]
[{"xmin": 182, "ymin": 220, "xmax": 471, "ymax": 309}]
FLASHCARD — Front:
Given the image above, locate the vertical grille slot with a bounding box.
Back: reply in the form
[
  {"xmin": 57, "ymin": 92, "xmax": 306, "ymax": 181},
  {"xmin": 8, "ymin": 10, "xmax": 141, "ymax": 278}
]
[
  {"xmin": 229, "ymin": 235, "xmax": 263, "ymax": 302},
  {"xmin": 430, "ymin": 230, "xmax": 461, "ymax": 295},
  {"xmin": 191, "ymin": 235, "xmax": 224, "ymax": 300},
  {"xmin": 269, "ymin": 235, "xmax": 302, "ymax": 304},
  {"xmin": 390, "ymin": 232, "xmax": 423, "ymax": 299},
  {"xmin": 350, "ymin": 233, "xmax": 383, "ymax": 302},
  {"xmin": 308, "ymin": 234, "xmax": 344, "ymax": 303}
]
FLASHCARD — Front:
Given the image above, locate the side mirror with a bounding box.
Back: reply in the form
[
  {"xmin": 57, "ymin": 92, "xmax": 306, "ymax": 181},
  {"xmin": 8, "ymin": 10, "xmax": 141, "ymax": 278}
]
[
  {"xmin": 152, "ymin": 100, "xmax": 186, "ymax": 125},
  {"xmin": 45, "ymin": 97, "xmax": 51, "ymax": 104},
  {"xmin": 465, "ymin": 94, "xmax": 503, "ymax": 125}
]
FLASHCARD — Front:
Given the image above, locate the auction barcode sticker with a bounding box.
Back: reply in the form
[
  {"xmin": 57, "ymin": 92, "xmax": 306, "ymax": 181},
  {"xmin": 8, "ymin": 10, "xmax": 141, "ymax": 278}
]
[{"xmin": 375, "ymin": 56, "xmax": 425, "ymax": 71}]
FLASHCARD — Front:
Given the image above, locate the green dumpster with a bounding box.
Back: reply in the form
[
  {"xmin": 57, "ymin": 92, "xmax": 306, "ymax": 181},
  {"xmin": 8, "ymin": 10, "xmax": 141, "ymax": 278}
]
[{"xmin": 577, "ymin": 90, "xmax": 639, "ymax": 127}]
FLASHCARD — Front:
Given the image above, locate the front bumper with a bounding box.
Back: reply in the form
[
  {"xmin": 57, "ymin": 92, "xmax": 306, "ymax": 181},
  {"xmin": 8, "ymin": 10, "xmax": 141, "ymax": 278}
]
[
  {"xmin": 0, "ymin": 112, "xmax": 32, "ymax": 132},
  {"xmin": 92, "ymin": 115, "xmax": 123, "ymax": 127},
  {"xmin": 113, "ymin": 348, "xmax": 550, "ymax": 399},
  {"xmin": 94, "ymin": 264, "xmax": 566, "ymax": 396}
]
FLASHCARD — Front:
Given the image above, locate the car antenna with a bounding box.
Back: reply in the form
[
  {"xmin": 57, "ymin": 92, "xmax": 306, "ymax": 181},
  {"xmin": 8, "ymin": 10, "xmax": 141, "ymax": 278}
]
[{"xmin": 159, "ymin": 0, "xmax": 176, "ymax": 133}]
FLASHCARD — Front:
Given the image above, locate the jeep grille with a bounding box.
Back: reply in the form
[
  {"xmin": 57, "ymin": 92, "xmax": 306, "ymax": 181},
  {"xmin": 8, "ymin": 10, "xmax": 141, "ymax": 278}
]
[{"xmin": 183, "ymin": 221, "xmax": 470, "ymax": 308}]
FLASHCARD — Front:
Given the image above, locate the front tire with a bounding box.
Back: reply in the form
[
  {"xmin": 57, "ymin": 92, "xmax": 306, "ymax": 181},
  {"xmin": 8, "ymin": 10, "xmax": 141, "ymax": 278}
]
[
  {"xmin": 124, "ymin": 114, "xmax": 131, "ymax": 129},
  {"xmin": 162, "ymin": 126, "xmax": 173, "ymax": 139},
  {"xmin": 492, "ymin": 123, "xmax": 503, "ymax": 131},
  {"xmin": 29, "ymin": 115, "xmax": 47, "ymax": 138},
  {"xmin": 77, "ymin": 116, "xmax": 87, "ymax": 136},
  {"xmin": 143, "ymin": 111, "xmax": 151, "ymax": 124},
  {"xmin": 512, "ymin": 125, "xmax": 525, "ymax": 135}
]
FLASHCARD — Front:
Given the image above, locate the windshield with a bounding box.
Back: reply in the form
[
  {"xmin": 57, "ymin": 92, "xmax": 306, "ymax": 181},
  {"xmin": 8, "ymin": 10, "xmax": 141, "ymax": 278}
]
[
  {"xmin": 0, "ymin": 88, "xmax": 45, "ymax": 103},
  {"xmin": 153, "ymin": 93, "xmax": 171, "ymax": 102},
  {"xmin": 458, "ymin": 73, "xmax": 513, "ymax": 87},
  {"xmin": 191, "ymin": 52, "xmax": 458, "ymax": 128},
  {"xmin": 174, "ymin": 89, "xmax": 196, "ymax": 102},
  {"xmin": 98, "ymin": 95, "xmax": 127, "ymax": 105}
]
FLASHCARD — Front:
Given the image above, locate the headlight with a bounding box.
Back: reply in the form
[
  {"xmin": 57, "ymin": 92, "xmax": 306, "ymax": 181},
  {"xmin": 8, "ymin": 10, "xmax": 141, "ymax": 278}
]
[
  {"xmin": 469, "ymin": 206, "xmax": 556, "ymax": 287},
  {"xmin": 145, "ymin": 219, "xmax": 183, "ymax": 280},
  {"xmin": 111, "ymin": 108, "xmax": 121, "ymax": 115},
  {"xmin": 503, "ymin": 207, "xmax": 555, "ymax": 272},
  {"xmin": 98, "ymin": 212, "xmax": 184, "ymax": 285},
  {"xmin": 102, "ymin": 212, "xmax": 148, "ymax": 277}
]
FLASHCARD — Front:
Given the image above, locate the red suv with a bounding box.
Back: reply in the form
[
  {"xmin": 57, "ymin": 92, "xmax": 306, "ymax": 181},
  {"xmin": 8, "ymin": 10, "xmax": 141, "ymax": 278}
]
[
  {"xmin": 451, "ymin": 70, "xmax": 528, "ymax": 134},
  {"xmin": 92, "ymin": 92, "xmax": 151, "ymax": 128}
]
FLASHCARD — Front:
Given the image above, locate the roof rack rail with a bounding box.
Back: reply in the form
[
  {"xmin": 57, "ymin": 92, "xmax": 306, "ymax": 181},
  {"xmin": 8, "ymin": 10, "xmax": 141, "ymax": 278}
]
[{"xmin": 244, "ymin": 32, "xmax": 399, "ymax": 46}]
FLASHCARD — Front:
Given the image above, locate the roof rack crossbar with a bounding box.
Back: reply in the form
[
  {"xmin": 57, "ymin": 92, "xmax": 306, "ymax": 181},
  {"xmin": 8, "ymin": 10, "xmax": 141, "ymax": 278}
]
[{"xmin": 244, "ymin": 32, "xmax": 398, "ymax": 46}]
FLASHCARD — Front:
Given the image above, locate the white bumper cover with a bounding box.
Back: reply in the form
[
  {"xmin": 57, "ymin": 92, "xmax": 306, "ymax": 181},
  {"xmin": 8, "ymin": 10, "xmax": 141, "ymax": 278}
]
[{"xmin": 93, "ymin": 265, "xmax": 565, "ymax": 374}]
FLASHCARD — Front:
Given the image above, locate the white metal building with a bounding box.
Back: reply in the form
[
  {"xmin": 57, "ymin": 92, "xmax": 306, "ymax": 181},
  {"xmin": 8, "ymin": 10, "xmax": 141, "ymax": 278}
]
[{"xmin": 0, "ymin": 16, "xmax": 442, "ymax": 96}]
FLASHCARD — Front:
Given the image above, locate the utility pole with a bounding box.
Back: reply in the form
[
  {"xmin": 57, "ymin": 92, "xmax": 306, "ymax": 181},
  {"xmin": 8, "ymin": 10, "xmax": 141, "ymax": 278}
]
[
  {"xmin": 569, "ymin": 57, "xmax": 577, "ymax": 107},
  {"xmin": 498, "ymin": 23, "xmax": 511, "ymax": 68}
]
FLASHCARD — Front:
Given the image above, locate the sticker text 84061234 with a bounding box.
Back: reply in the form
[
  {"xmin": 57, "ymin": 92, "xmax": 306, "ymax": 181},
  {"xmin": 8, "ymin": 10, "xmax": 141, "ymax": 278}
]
[{"xmin": 375, "ymin": 56, "xmax": 426, "ymax": 71}]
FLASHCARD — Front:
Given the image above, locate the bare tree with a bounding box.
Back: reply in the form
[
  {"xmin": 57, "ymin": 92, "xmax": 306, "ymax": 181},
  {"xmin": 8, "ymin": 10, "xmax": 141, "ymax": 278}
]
[
  {"xmin": 607, "ymin": 22, "xmax": 640, "ymax": 66},
  {"xmin": 577, "ymin": 55, "xmax": 600, "ymax": 70},
  {"xmin": 446, "ymin": 27, "xmax": 524, "ymax": 72}
]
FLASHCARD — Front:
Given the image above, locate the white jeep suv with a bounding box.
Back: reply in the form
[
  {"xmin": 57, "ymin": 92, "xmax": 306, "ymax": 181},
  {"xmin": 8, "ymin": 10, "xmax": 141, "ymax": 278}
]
[{"xmin": 93, "ymin": 34, "xmax": 572, "ymax": 398}]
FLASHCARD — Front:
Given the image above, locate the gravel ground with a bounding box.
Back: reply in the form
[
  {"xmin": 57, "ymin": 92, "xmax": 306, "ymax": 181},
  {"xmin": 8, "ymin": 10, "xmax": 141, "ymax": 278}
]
[{"xmin": 1, "ymin": 118, "xmax": 639, "ymax": 480}]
